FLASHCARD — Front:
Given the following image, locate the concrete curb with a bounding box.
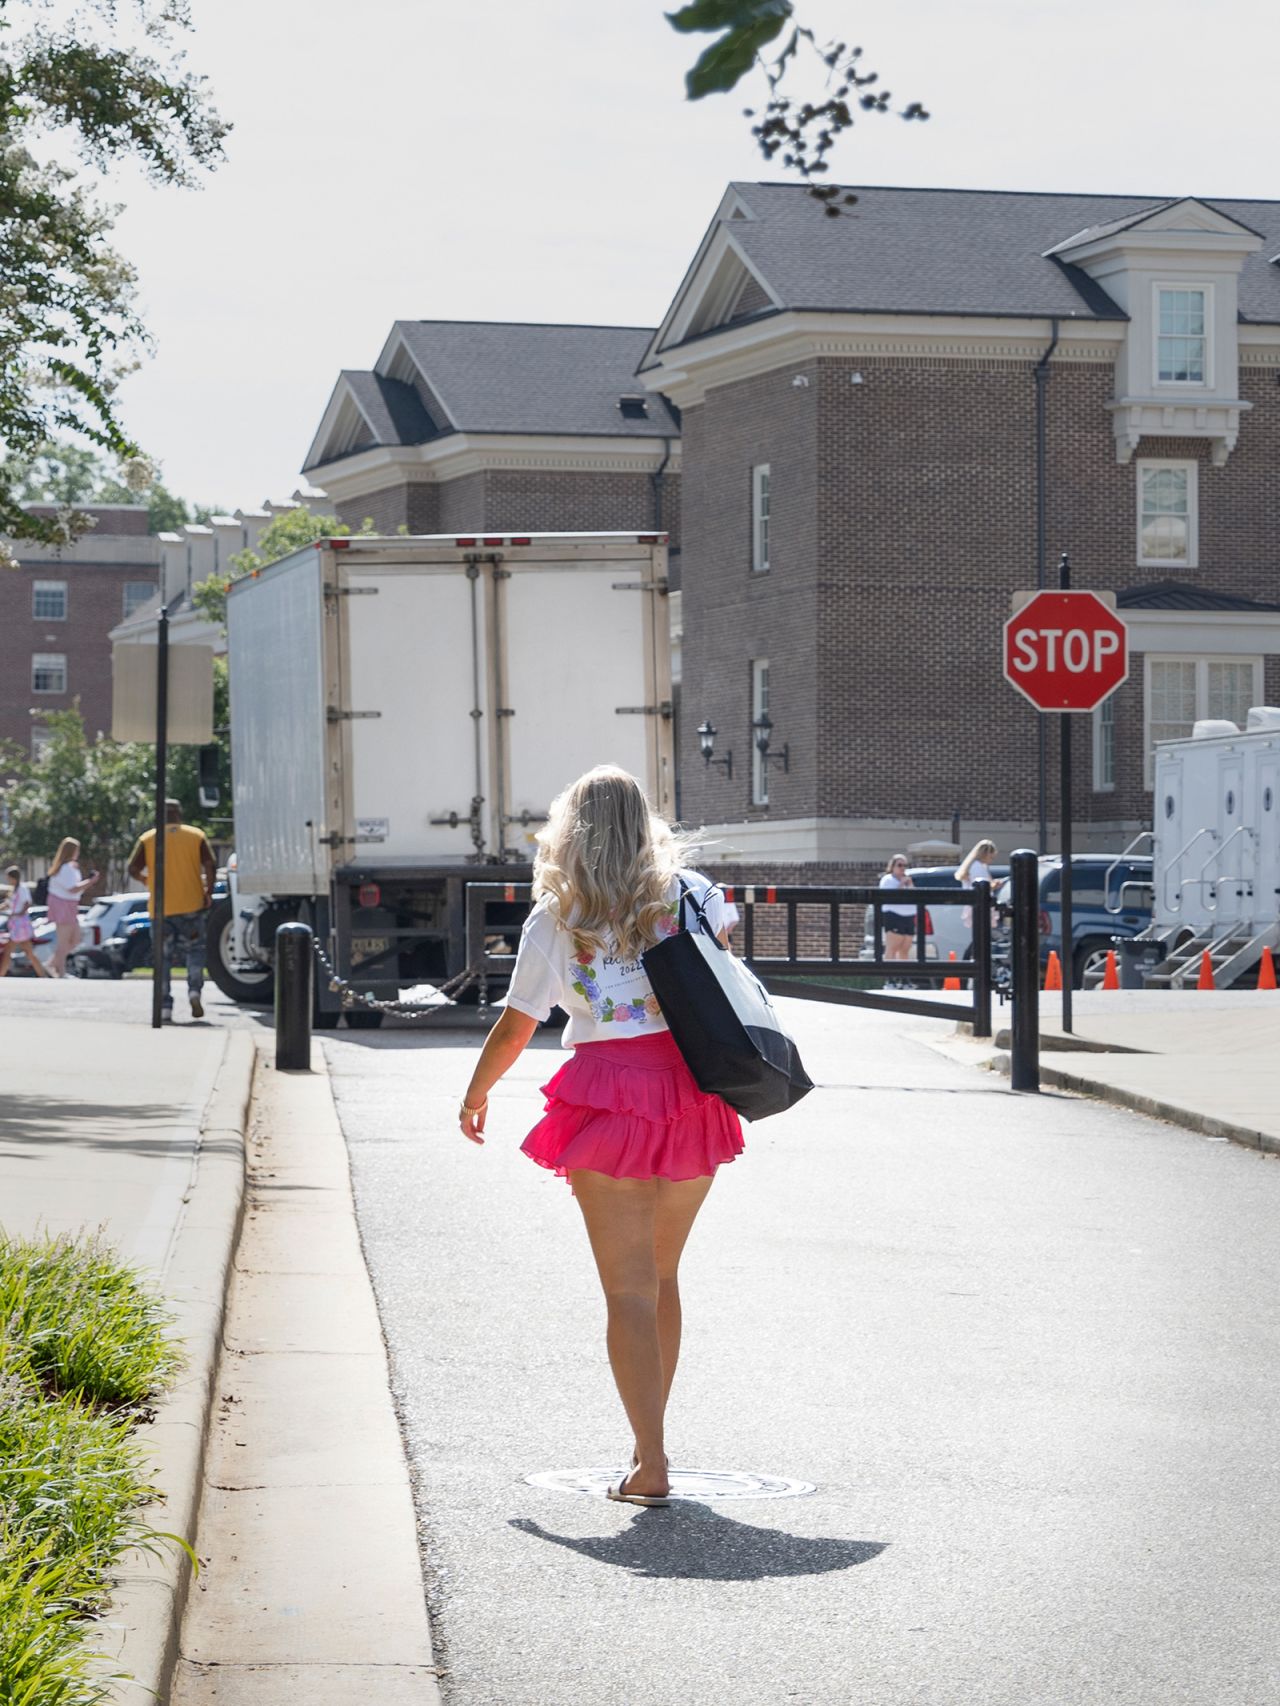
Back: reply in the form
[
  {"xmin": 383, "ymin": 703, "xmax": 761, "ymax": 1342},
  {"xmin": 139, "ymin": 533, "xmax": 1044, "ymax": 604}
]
[
  {"xmin": 989, "ymin": 1048, "xmax": 1280, "ymax": 1157},
  {"xmin": 97, "ymin": 1029, "xmax": 256, "ymax": 1702}
]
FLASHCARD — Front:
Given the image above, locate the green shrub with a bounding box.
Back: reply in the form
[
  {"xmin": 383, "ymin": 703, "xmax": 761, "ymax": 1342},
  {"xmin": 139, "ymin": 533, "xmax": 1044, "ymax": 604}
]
[
  {"xmin": 0, "ymin": 1232, "xmax": 181, "ymax": 1703},
  {"xmin": 0, "ymin": 1231, "xmax": 180, "ymax": 1408}
]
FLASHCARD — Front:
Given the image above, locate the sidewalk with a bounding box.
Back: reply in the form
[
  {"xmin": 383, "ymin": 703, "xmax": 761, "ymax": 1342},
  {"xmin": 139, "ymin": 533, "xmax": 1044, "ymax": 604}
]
[
  {"xmin": 988, "ymin": 989, "xmax": 1280, "ymax": 1155},
  {"xmin": 0, "ymin": 1011, "xmax": 254, "ymax": 1700}
]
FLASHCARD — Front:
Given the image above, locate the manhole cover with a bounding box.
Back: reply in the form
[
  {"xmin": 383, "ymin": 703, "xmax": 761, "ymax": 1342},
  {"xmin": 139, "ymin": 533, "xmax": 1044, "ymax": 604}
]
[{"xmin": 523, "ymin": 1466, "xmax": 816, "ymax": 1501}]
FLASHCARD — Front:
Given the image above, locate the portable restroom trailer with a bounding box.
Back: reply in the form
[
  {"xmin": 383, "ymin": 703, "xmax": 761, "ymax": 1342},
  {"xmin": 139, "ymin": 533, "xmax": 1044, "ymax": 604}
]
[{"xmin": 1144, "ymin": 706, "xmax": 1280, "ymax": 986}]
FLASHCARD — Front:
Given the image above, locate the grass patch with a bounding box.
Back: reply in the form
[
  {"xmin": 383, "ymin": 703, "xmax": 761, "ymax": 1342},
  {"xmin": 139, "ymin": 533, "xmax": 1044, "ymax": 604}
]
[{"xmin": 0, "ymin": 1232, "xmax": 181, "ymax": 1704}]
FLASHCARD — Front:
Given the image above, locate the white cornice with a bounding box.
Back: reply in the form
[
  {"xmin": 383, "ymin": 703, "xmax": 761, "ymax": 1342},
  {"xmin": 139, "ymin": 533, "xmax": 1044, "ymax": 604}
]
[
  {"xmin": 312, "ymin": 433, "xmax": 681, "ymax": 503},
  {"xmin": 643, "ymin": 311, "xmax": 1124, "ymax": 406}
]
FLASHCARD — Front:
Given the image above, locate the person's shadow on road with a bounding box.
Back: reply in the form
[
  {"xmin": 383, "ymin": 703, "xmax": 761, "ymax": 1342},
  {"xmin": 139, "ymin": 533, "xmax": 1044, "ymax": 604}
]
[{"xmin": 510, "ymin": 1506, "xmax": 886, "ymax": 1582}]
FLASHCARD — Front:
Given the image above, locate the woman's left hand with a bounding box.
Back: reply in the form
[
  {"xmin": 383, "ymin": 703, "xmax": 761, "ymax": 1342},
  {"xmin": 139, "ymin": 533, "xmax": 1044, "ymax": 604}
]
[{"xmin": 459, "ymin": 1098, "xmax": 488, "ymax": 1144}]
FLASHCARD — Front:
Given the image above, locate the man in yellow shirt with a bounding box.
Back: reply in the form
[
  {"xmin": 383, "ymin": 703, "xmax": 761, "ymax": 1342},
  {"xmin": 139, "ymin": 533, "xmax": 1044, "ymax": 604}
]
[{"xmin": 128, "ymin": 800, "xmax": 217, "ymax": 1021}]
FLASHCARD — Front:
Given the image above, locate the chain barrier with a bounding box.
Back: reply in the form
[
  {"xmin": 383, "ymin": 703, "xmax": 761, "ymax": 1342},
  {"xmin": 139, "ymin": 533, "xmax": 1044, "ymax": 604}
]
[{"xmin": 311, "ymin": 935, "xmax": 486, "ymax": 1019}]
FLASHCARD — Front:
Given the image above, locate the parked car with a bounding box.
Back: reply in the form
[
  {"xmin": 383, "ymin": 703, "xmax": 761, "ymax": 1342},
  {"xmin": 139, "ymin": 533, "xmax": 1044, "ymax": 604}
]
[
  {"xmin": 100, "ymin": 913, "xmax": 154, "ymax": 977},
  {"xmin": 993, "ymin": 855, "xmax": 1155, "ymax": 989},
  {"xmin": 67, "ymin": 893, "xmax": 151, "ymax": 977},
  {"xmin": 860, "ymin": 864, "xmax": 1010, "ymax": 971}
]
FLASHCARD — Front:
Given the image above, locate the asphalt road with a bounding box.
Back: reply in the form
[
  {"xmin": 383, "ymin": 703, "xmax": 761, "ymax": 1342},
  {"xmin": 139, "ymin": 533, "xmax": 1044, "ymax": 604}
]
[{"xmin": 324, "ymin": 999, "xmax": 1280, "ymax": 1706}]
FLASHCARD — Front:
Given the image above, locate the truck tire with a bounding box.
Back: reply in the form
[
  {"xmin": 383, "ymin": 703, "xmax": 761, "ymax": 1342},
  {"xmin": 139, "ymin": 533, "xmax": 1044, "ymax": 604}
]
[{"xmin": 206, "ymin": 898, "xmax": 275, "ymax": 1006}]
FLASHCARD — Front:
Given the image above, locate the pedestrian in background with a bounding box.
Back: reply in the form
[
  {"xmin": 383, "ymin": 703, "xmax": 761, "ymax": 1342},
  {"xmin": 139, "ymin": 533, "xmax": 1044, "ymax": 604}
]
[
  {"xmin": 0, "ymin": 865, "xmax": 52, "ymax": 978},
  {"xmin": 957, "ymin": 838, "xmax": 999, "ymax": 933},
  {"xmin": 46, "ymin": 838, "xmax": 100, "ymax": 976},
  {"xmin": 878, "ymin": 854, "xmax": 917, "ymax": 986},
  {"xmin": 127, "ymin": 801, "xmax": 216, "ymax": 1021},
  {"xmin": 458, "ymin": 765, "xmax": 742, "ymax": 1506}
]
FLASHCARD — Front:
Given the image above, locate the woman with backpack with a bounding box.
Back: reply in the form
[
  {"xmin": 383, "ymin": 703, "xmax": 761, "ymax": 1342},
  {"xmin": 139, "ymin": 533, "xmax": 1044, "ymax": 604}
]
[{"xmin": 45, "ymin": 838, "xmax": 100, "ymax": 976}]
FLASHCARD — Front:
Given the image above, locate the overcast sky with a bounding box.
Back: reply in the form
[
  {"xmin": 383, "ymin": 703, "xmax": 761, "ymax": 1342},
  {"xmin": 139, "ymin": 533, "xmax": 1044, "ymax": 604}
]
[{"xmin": 107, "ymin": 0, "xmax": 1278, "ymax": 509}]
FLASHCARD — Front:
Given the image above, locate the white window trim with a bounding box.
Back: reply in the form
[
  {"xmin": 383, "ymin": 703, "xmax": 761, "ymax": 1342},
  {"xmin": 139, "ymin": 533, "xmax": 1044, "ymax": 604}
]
[
  {"xmin": 751, "ymin": 657, "xmax": 770, "ymax": 806},
  {"xmin": 32, "ymin": 580, "xmax": 68, "ymax": 621},
  {"xmin": 1092, "ymin": 696, "xmax": 1116, "ymax": 793},
  {"xmin": 31, "ymin": 653, "xmax": 68, "ymax": 694},
  {"xmin": 1142, "ymin": 653, "xmax": 1263, "ymax": 788},
  {"xmin": 751, "ymin": 463, "xmax": 770, "ymax": 573},
  {"xmin": 1152, "ymin": 280, "xmax": 1213, "ymax": 391},
  {"xmin": 1136, "ymin": 457, "xmax": 1199, "ymax": 569}
]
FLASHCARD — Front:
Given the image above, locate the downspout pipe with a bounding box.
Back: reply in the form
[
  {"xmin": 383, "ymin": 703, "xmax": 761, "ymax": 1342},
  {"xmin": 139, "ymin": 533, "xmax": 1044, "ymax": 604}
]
[
  {"xmin": 651, "ymin": 434, "xmax": 673, "ymax": 534},
  {"xmin": 1034, "ymin": 318, "xmax": 1059, "ymax": 852}
]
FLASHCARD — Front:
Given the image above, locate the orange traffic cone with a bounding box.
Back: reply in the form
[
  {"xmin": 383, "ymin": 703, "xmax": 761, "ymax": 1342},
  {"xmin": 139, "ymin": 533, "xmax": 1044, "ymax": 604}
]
[
  {"xmin": 1257, "ymin": 946, "xmax": 1277, "ymax": 990},
  {"xmin": 1196, "ymin": 950, "xmax": 1216, "ymax": 991},
  {"xmin": 943, "ymin": 951, "xmax": 961, "ymax": 992},
  {"xmin": 1043, "ymin": 950, "xmax": 1062, "ymax": 991},
  {"xmin": 1102, "ymin": 950, "xmax": 1120, "ymax": 991}
]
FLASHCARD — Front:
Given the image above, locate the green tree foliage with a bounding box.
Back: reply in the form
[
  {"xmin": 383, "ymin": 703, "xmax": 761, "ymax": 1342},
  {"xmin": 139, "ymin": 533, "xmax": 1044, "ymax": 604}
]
[
  {"xmin": 667, "ymin": 0, "xmax": 928, "ymax": 208},
  {"xmin": 0, "ymin": 706, "xmax": 153, "ymax": 886},
  {"xmin": 0, "ymin": 0, "xmax": 228, "ymax": 557},
  {"xmin": 6, "ymin": 436, "xmax": 207, "ymax": 532},
  {"xmin": 192, "ymin": 507, "xmax": 373, "ymax": 629}
]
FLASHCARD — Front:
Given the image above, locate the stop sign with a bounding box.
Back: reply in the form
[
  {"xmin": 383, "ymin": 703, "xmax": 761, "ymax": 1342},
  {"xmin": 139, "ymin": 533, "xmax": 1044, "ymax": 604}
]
[{"xmin": 1003, "ymin": 590, "xmax": 1128, "ymax": 712}]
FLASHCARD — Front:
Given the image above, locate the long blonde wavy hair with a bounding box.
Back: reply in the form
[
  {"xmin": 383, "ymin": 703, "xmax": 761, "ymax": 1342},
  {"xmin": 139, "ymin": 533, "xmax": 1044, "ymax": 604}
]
[
  {"xmin": 533, "ymin": 766, "xmax": 699, "ymax": 960},
  {"xmin": 49, "ymin": 837, "xmax": 80, "ymax": 876}
]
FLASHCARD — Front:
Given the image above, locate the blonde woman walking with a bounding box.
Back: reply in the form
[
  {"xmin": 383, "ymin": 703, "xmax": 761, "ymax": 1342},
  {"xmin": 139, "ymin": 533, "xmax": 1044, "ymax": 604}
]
[
  {"xmin": 46, "ymin": 838, "xmax": 99, "ymax": 975},
  {"xmin": 458, "ymin": 766, "xmax": 742, "ymax": 1506},
  {"xmin": 957, "ymin": 839, "xmax": 999, "ymax": 935}
]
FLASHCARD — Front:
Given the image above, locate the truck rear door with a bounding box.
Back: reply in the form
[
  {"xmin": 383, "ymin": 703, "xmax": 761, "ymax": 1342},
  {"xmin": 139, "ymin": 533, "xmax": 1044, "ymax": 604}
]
[{"xmin": 336, "ymin": 555, "xmax": 490, "ymax": 861}]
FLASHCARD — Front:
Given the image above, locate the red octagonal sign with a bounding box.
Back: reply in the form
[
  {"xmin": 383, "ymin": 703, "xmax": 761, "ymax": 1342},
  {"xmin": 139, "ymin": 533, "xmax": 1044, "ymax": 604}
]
[{"xmin": 1003, "ymin": 590, "xmax": 1128, "ymax": 713}]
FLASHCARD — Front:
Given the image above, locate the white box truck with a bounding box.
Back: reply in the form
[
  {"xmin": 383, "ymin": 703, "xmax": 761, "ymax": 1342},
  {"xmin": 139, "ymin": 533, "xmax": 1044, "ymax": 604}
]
[
  {"xmin": 211, "ymin": 532, "xmax": 673, "ymax": 1024},
  {"xmin": 1138, "ymin": 705, "xmax": 1280, "ymax": 986}
]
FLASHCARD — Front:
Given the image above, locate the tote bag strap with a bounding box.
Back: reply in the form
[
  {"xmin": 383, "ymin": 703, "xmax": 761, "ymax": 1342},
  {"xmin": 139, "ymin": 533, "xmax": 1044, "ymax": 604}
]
[{"xmin": 677, "ymin": 877, "xmax": 717, "ymax": 940}]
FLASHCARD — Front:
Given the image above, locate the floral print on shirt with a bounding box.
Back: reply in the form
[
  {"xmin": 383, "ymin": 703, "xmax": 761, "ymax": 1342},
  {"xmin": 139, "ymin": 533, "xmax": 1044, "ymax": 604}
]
[{"xmin": 568, "ymin": 906, "xmax": 679, "ymax": 1025}]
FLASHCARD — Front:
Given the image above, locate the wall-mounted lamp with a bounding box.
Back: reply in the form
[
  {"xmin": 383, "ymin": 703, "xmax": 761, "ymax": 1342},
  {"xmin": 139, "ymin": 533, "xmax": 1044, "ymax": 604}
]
[
  {"xmin": 753, "ymin": 712, "xmax": 789, "ymax": 774},
  {"xmin": 697, "ymin": 719, "xmax": 733, "ymax": 780}
]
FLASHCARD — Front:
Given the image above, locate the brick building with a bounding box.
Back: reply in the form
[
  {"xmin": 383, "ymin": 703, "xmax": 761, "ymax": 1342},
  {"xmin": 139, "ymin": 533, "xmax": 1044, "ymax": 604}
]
[
  {"xmin": 2, "ymin": 506, "xmax": 160, "ymax": 760},
  {"xmin": 639, "ymin": 184, "xmax": 1280, "ymax": 878},
  {"xmin": 302, "ymin": 321, "xmax": 681, "ymax": 545}
]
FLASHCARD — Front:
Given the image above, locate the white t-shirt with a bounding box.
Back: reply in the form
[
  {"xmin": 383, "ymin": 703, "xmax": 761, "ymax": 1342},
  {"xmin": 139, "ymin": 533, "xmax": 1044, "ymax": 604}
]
[
  {"xmin": 962, "ymin": 859, "xmax": 993, "ymax": 888},
  {"xmin": 504, "ymin": 869, "xmax": 726, "ymax": 1047},
  {"xmin": 878, "ymin": 872, "xmax": 916, "ymax": 916},
  {"xmin": 47, "ymin": 862, "xmax": 82, "ymax": 901}
]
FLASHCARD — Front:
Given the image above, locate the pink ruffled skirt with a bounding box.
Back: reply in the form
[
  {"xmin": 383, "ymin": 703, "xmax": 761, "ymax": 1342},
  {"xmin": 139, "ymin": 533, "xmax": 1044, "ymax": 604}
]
[{"xmin": 521, "ymin": 1030, "xmax": 744, "ymax": 1183}]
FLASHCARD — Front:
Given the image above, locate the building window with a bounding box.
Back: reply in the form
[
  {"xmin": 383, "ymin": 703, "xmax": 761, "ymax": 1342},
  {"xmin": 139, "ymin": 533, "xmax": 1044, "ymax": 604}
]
[
  {"xmin": 1092, "ymin": 695, "xmax": 1115, "ymax": 792},
  {"xmin": 123, "ymin": 580, "xmax": 158, "ymax": 619},
  {"xmin": 32, "ymin": 653, "xmax": 67, "ymax": 694},
  {"xmin": 1144, "ymin": 654, "xmax": 1261, "ymax": 786},
  {"xmin": 31, "ymin": 728, "xmax": 53, "ymax": 763},
  {"xmin": 751, "ymin": 657, "xmax": 770, "ymax": 805},
  {"xmin": 1137, "ymin": 460, "xmax": 1197, "ymax": 567},
  {"xmin": 751, "ymin": 464, "xmax": 770, "ymax": 573},
  {"xmin": 1156, "ymin": 286, "xmax": 1208, "ymax": 385},
  {"xmin": 32, "ymin": 580, "xmax": 67, "ymax": 621}
]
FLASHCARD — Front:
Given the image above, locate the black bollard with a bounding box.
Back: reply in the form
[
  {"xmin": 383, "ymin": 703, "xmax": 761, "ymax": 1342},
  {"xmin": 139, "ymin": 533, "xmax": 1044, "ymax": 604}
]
[
  {"xmin": 275, "ymin": 922, "xmax": 313, "ymax": 1072},
  {"xmin": 1009, "ymin": 850, "xmax": 1040, "ymax": 1092}
]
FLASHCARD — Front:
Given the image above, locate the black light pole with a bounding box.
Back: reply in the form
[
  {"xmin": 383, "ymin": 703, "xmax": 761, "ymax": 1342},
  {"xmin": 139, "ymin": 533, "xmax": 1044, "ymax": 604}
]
[
  {"xmin": 1058, "ymin": 552, "xmax": 1074, "ymax": 1036},
  {"xmin": 151, "ymin": 604, "xmax": 169, "ymax": 1031}
]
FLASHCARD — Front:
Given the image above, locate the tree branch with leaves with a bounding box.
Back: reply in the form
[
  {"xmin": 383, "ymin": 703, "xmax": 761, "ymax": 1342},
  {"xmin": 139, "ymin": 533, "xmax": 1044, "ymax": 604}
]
[
  {"xmin": 668, "ymin": 0, "xmax": 928, "ymax": 212},
  {"xmin": 0, "ymin": 0, "xmax": 227, "ymax": 558}
]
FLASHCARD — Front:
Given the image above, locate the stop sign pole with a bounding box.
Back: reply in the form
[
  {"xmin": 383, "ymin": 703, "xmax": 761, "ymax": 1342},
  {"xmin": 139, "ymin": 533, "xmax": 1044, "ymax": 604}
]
[{"xmin": 1003, "ymin": 554, "xmax": 1129, "ymax": 1036}]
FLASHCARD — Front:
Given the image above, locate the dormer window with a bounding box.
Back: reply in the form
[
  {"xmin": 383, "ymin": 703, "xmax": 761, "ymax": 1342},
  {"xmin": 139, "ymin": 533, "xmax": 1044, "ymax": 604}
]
[{"xmin": 1156, "ymin": 286, "xmax": 1209, "ymax": 385}]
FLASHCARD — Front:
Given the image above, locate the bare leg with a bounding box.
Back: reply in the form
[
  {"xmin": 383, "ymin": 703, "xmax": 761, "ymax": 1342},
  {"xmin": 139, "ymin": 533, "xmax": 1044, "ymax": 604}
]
[
  {"xmin": 23, "ymin": 945, "xmax": 52, "ymax": 978},
  {"xmin": 571, "ymin": 1169, "xmax": 714, "ymax": 1496},
  {"xmin": 654, "ymin": 1174, "xmax": 714, "ymax": 1416}
]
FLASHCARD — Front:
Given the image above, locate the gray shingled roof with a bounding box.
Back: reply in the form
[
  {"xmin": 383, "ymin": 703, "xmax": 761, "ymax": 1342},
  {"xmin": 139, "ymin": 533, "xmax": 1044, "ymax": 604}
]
[
  {"xmin": 342, "ymin": 372, "xmax": 437, "ymax": 446},
  {"xmin": 1118, "ymin": 581, "xmax": 1280, "ymax": 612},
  {"xmin": 391, "ymin": 321, "xmax": 679, "ymax": 437},
  {"xmin": 658, "ymin": 183, "xmax": 1280, "ymax": 349}
]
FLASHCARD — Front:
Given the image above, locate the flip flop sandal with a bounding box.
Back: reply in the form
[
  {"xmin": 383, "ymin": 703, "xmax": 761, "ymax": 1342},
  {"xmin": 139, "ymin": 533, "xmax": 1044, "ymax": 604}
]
[{"xmin": 607, "ymin": 1472, "xmax": 671, "ymax": 1508}]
